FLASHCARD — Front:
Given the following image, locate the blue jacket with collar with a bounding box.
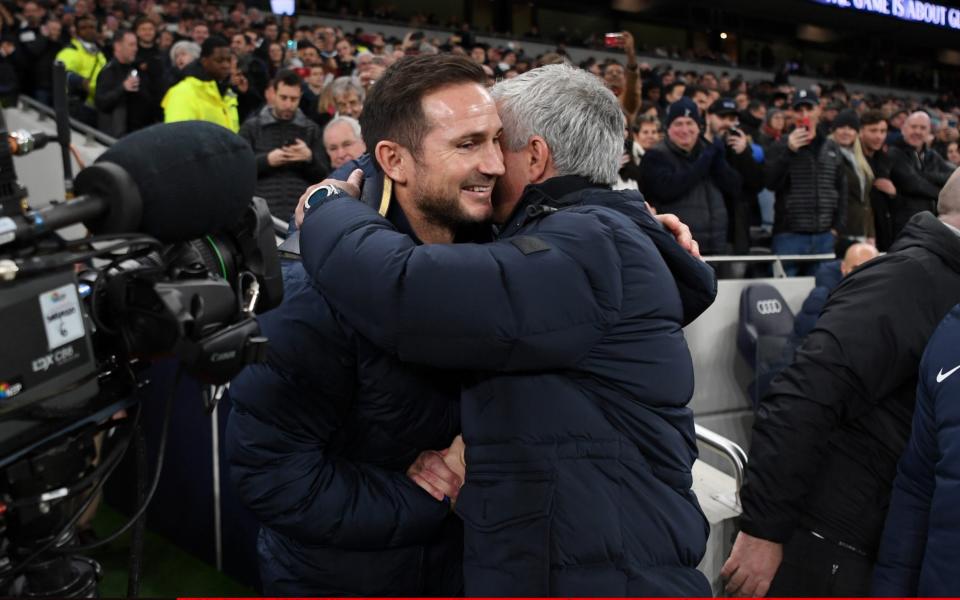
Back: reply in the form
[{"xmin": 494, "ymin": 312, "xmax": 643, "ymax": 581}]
[{"xmin": 299, "ymin": 174, "xmax": 717, "ymax": 596}]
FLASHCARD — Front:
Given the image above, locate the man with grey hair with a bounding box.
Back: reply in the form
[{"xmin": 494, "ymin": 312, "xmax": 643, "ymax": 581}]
[
  {"xmin": 322, "ymin": 116, "xmax": 366, "ymax": 170},
  {"xmin": 298, "ymin": 62, "xmax": 716, "ymax": 596},
  {"xmin": 887, "ymin": 110, "xmax": 955, "ymax": 240},
  {"xmin": 328, "ymin": 75, "xmax": 364, "ymax": 119}
]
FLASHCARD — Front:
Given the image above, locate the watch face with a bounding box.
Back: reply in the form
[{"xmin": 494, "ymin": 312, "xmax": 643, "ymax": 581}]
[{"xmin": 305, "ymin": 184, "xmax": 339, "ymax": 211}]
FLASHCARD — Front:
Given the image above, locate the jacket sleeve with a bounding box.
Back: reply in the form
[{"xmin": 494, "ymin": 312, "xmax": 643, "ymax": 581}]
[
  {"xmin": 299, "ymin": 199, "xmax": 622, "ymax": 371},
  {"xmin": 833, "ymin": 156, "xmax": 848, "ymax": 231},
  {"xmin": 763, "ymin": 140, "xmax": 792, "ymax": 190},
  {"xmin": 303, "ymin": 127, "xmax": 328, "ymax": 181},
  {"xmin": 640, "ymin": 143, "xmax": 719, "ymax": 205},
  {"xmin": 711, "ymin": 151, "xmax": 744, "ymax": 198},
  {"xmin": 739, "ymin": 254, "xmax": 935, "ymax": 542},
  {"xmin": 94, "ymin": 64, "xmax": 125, "ymax": 112},
  {"xmin": 237, "ymin": 120, "xmax": 272, "ymax": 175},
  {"xmin": 227, "ymin": 365, "xmax": 451, "ymax": 549},
  {"xmin": 871, "ymin": 370, "xmax": 937, "ymax": 597},
  {"xmin": 729, "ymin": 146, "xmax": 764, "ymax": 194},
  {"xmin": 924, "ymin": 150, "xmax": 955, "ymax": 187}
]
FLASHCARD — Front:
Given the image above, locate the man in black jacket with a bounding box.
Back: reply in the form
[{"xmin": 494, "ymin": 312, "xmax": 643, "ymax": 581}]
[
  {"xmin": 95, "ymin": 29, "xmax": 162, "ymax": 137},
  {"xmin": 640, "ymin": 96, "xmax": 743, "ymax": 255},
  {"xmin": 704, "ymin": 97, "xmax": 763, "ymax": 256},
  {"xmin": 721, "ymin": 179, "xmax": 960, "ymax": 595},
  {"xmin": 15, "ymin": 1, "xmax": 61, "ymax": 105},
  {"xmin": 238, "ymin": 69, "xmax": 326, "ymax": 221},
  {"xmin": 887, "ymin": 110, "xmax": 955, "ymax": 240},
  {"xmin": 860, "ymin": 109, "xmax": 897, "ymax": 250},
  {"xmin": 765, "ymin": 88, "xmax": 846, "ymax": 275}
]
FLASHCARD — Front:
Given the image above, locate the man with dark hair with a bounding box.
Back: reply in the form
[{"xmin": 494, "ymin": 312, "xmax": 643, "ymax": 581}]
[
  {"xmin": 161, "ymin": 35, "xmax": 238, "ymax": 131},
  {"xmin": 684, "ymin": 83, "xmax": 711, "ymax": 119},
  {"xmin": 238, "ymin": 69, "xmax": 326, "ymax": 221},
  {"xmin": 55, "ymin": 14, "xmax": 106, "ymax": 125},
  {"xmin": 15, "ymin": 0, "xmax": 62, "ymax": 106},
  {"xmin": 94, "ymin": 28, "xmax": 162, "ymax": 137},
  {"xmin": 227, "ymin": 55, "xmax": 496, "ymax": 596},
  {"xmin": 860, "ymin": 109, "xmax": 898, "ymax": 250},
  {"xmin": 663, "ymin": 80, "xmax": 686, "ymax": 107}
]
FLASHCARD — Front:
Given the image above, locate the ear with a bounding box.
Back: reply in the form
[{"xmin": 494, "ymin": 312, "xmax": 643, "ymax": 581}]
[
  {"xmin": 527, "ymin": 135, "xmax": 552, "ymax": 184},
  {"xmin": 374, "ymin": 140, "xmax": 408, "ymax": 184}
]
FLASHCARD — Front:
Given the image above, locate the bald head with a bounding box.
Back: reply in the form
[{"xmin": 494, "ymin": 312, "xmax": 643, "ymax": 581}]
[
  {"xmin": 903, "ymin": 111, "xmax": 932, "ymax": 149},
  {"xmin": 938, "ymin": 165, "xmax": 960, "ymax": 219},
  {"xmin": 841, "ymin": 243, "xmax": 879, "ymax": 277}
]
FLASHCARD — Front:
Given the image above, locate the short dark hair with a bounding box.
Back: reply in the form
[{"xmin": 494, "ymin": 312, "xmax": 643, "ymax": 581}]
[
  {"xmin": 861, "ymin": 109, "xmax": 887, "ymax": 127},
  {"xmin": 359, "ymin": 54, "xmax": 486, "ymax": 166},
  {"xmin": 664, "ymin": 81, "xmax": 685, "ymax": 96},
  {"xmin": 272, "ymin": 68, "xmax": 302, "ymax": 90},
  {"xmin": 113, "ymin": 27, "xmax": 134, "ymax": 45},
  {"xmin": 132, "ymin": 16, "xmax": 153, "ymax": 30},
  {"xmin": 200, "ymin": 34, "xmax": 229, "ymax": 57},
  {"xmin": 684, "ymin": 84, "xmax": 707, "ymax": 98}
]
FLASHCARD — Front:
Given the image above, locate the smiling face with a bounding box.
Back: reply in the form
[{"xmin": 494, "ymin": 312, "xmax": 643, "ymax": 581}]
[
  {"xmin": 667, "ymin": 115, "xmax": 700, "ymax": 152},
  {"xmin": 404, "ymin": 83, "xmax": 505, "ymax": 227}
]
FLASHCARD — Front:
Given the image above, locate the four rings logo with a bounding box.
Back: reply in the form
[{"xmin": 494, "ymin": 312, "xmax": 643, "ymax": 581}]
[{"xmin": 756, "ymin": 299, "xmax": 783, "ymax": 315}]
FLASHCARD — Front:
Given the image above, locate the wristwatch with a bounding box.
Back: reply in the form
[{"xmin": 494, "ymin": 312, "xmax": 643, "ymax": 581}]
[{"xmin": 304, "ymin": 184, "xmax": 342, "ymax": 212}]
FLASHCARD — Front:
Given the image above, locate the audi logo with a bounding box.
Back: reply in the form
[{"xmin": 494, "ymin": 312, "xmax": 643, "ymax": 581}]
[{"xmin": 756, "ymin": 299, "xmax": 783, "ymax": 315}]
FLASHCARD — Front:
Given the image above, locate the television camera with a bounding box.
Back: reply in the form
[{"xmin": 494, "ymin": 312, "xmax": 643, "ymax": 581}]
[{"xmin": 0, "ymin": 116, "xmax": 282, "ymax": 597}]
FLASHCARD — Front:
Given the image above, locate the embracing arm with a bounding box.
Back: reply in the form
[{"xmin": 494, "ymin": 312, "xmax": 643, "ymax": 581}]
[{"xmin": 299, "ymin": 199, "xmax": 622, "ymax": 370}]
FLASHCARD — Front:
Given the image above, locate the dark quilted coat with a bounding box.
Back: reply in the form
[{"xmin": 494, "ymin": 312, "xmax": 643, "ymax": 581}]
[
  {"xmin": 873, "ymin": 303, "xmax": 960, "ymax": 597},
  {"xmin": 226, "ymin": 253, "xmax": 464, "ymax": 596},
  {"xmin": 299, "ymin": 175, "xmax": 717, "ymax": 597}
]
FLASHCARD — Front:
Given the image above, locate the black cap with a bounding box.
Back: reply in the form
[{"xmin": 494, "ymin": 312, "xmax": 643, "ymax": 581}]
[
  {"xmin": 793, "ymin": 88, "xmax": 819, "ymax": 109},
  {"xmin": 708, "ymin": 97, "xmax": 738, "ymax": 116},
  {"xmin": 832, "ymin": 108, "xmax": 861, "ymax": 131},
  {"xmin": 666, "ymin": 97, "xmax": 700, "ymax": 128}
]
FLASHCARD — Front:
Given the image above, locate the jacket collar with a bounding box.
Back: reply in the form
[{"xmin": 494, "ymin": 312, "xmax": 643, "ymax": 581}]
[
  {"xmin": 890, "ymin": 211, "xmax": 960, "ymax": 273},
  {"xmin": 255, "ymin": 104, "xmax": 310, "ymax": 127},
  {"xmin": 499, "ymin": 175, "xmax": 604, "ymax": 237}
]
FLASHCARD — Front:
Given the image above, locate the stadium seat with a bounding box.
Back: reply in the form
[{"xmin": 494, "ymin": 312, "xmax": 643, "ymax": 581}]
[{"xmin": 736, "ymin": 284, "xmax": 795, "ymax": 410}]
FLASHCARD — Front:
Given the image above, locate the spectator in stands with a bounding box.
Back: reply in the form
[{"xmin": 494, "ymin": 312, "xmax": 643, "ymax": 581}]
[
  {"xmin": 322, "ymin": 115, "xmax": 365, "ymax": 170},
  {"xmin": 168, "ymin": 39, "xmax": 200, "ymax": 84},
  {"xmin": 831, "ymin": 109, "xmax": 875, "ymax": 244},
  {"xmin": 633, "ymin": 113, "xmax": 660, "ymax": 156},
  {"xmin": 16, "ymin": 0, "xmax": 62, "ymax": 106},
  {"xmin": 860, "ymin": 109, "xmax": 898, "ymax": 250},
  {"xmin": 191, "ymin": 21, "xmax": 209, "ymax": 45},
  {"xmin": 757, "ymin": 110, "xmax": 786, "ymax": 149},
  {"xmin": 706, "ymin": 97, "xmax": 763, "ymax": 256},
  {"xmin": 872, "ymin": 303, "xmax": 960, "ymax": 596},
  {"xmin": 931, "ymin": 122, "xmax": 958, "ymax": 160},
  {"xmin": 790, "ymin": 242, "xmax": 878, "ymax": 345},
  {"xmin": 740, "ymin": 99, "xmax": 766, "ymax": 139},
  {"xmin": 683, "ymin": 83, "xmax": 710, "ymax": 119},
  {"xmin": 55, "ymin": 14, "xmax": 106, "ymax": 126},
  {"xmin": 162, "ymin": 35, "xmax": 238, "ymax": 132},
  {"xmin": 601, "ymin": 31, "xmax": 640, "ymax": 119},
  {"xmin": 641, "ymin": 97, "xmax": 742, "ymax": 255},
  {"xmin": 133, "ymin": 17, "xmax": 163, "ymax": 76},
  {"xmin": 329, "ymin": 75, "xmax": 363, "ymax": 119},
  {"xmin": 887, "ymin": 111, "xmax": 955, "ymax": 239},
  {"xmin": 239, "ymin": 69, "xmax": 326, "ymax": 221},
  {"xmin": 722, "ymin": 176, "xmax": 960, "ymax": 597},
  {"xmin": 948, "ymin": 141, "xmax": 960, "ymax": 166},
  {"xmin": 95, "ymin": 28, "xmax": 161, "ymax": 137},
  {"xmin": 765, "ymin": 88, "xmax": 846, "ymax": 275},
  {"xmin": 886, "ymin": 108, "xmax": 908, "ymax": 146},
  {"xmin": 663, "ymin": 80, "xmax": 685, "ymax": 108}
]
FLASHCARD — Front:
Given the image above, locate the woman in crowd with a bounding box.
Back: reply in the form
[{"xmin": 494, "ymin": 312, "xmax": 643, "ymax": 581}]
[{"xmin": 831, "ymin": 109, "xmax": 876, "ymax": 244}]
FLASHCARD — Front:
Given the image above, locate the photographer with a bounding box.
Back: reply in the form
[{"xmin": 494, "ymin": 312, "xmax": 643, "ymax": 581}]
[
  {"xmin": 238, "ymin": 68, "xmax": 326, "ymax": 221},
  {"xmin": 640, "ymin": 97, "xmax": 743, "ymax": 255},
  {"xmin": 704, "ymin": 97, "xmax": 763, "ymax": 255}
]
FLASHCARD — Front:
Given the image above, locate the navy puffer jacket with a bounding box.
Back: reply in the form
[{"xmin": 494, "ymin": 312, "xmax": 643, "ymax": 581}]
[
  {"xmin": 873, "ymin": 303, "xmax": 960, "ymax": 597},
  {"xmin": 226, "ymin": 255, "xmax": 464, "ymax": 596},
  {"xmin": 300, "ymin": 176, "xmax": 716, "ymax": 597}
]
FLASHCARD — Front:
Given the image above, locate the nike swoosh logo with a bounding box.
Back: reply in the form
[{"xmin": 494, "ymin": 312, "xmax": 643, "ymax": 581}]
[{"xmin": 937, "ymin": 364, "xmax": 960, "ymax": 383}]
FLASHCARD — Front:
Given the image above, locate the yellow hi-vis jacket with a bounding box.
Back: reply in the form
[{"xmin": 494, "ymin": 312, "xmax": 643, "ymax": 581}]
[
  {"xmin": 161, "ymin": 76, "xmax": 240, "ymax": 133},
  {"xmin": 55, "ymin": 39, "xmax": 106, "ymax": 107}
]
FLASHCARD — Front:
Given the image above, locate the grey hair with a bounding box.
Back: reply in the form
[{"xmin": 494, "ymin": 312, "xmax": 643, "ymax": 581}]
[
  {"xmin": 491, "ymin": 63, "xmax": 624, "ymax": 186},
  {"xmin": 324, "ymin": 115, "xmax": 362, "ymax": 140},
  {"xmin": 329, "ymin": 76, "xmax": 365, "ymax": 102},
  {"xmin": 170, "ymin": 40, "xmax": 200, "ymax": 64}
]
